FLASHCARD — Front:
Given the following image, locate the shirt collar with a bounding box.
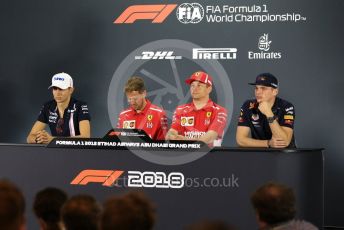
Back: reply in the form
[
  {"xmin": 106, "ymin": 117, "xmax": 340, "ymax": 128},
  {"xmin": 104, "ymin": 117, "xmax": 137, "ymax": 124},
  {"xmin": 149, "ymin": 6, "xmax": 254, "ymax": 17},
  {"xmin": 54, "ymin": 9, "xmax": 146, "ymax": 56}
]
[
  {"xmin": 53, "ymin": 97, "xmax": 75, "ymax": 113},
  {"xmin": 130, "ymin": 99, "xmax": 151, "ymax": 115},
  {"xmin": 191, "ymin": 99, "xmax": 214, "ymax": 111}
]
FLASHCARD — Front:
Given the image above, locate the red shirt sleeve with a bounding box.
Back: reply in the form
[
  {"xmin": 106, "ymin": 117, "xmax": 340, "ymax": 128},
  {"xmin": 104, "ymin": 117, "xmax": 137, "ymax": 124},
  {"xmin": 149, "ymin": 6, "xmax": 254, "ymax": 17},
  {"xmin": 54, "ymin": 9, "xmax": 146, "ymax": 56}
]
[
  {"xmin": 155, "ymin": 111, "xmax": 168, "ymax": 140},
  {"xmin": 208, "ymin": 107, "xmax": 228, "ymax": 137},
  {"xmin": 170, "ymin": 108, "xmax": 184, "ymax": 135},
  {"xmin": 116, "ymin": 113, "xmax": 123, "ymax": 129}
]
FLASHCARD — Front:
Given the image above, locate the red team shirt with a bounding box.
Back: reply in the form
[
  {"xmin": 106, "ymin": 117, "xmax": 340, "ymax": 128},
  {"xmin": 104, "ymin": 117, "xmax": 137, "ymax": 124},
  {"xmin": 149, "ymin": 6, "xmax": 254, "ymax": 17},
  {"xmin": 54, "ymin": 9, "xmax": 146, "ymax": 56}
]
[
  {"xmin": 171, "ymin": 99, "xmax": 228, "ymax": 146},
  {"xmin": 117, "ymin": 100, "xmax": 168, "ymax": 140}
]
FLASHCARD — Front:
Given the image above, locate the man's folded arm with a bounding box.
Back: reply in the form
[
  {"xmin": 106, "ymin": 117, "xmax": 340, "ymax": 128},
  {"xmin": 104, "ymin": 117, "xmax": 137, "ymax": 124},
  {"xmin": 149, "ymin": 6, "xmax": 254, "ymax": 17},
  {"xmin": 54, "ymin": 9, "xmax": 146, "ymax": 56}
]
[{"xmin": 236, "ymin": 126, "xmax": 269, "ymax": 147}]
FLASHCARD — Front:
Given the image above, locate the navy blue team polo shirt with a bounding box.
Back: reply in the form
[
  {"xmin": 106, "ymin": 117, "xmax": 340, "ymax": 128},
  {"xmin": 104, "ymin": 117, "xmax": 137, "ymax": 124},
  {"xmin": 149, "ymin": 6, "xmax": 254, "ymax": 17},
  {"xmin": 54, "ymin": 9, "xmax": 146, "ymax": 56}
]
[
  {"xmin": 238, "ymin": 97, "xmax": 296, "ymax": 148},
  {"xmin": 37, "ymin": 98, "xmax": 91, "ymax": 137}
]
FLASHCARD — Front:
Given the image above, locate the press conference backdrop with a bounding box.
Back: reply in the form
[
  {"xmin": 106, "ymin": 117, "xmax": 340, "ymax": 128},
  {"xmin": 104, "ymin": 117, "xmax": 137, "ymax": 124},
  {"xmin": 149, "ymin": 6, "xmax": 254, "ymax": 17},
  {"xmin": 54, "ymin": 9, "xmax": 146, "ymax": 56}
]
[{"xmin": 0, "ymin": 0, "xmax": 343, "ymax": 226}]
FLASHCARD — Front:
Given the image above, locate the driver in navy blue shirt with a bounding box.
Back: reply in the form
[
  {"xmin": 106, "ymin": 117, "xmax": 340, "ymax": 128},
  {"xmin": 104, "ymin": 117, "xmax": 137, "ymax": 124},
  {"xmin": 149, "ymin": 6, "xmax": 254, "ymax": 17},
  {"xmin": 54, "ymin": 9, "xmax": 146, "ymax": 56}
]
[
  {"xmin": 27, "ymin": 73, "xmax": 91, "ymax": 144},
  {"xmin": 236, "ymin": 73, "xmax": 295, "ymax": 148}
]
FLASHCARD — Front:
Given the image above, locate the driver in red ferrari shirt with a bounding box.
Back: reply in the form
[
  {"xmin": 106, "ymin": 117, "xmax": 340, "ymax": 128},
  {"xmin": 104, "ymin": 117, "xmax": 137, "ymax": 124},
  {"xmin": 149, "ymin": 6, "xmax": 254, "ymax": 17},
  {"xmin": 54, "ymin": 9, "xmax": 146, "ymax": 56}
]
[
  {"xmin": 117, "ymin": 76, "xmax": 168, "ymax": 140},
  {"xmin": 166, "ymin": 71, "xmax": 228, "ymax": 147}
]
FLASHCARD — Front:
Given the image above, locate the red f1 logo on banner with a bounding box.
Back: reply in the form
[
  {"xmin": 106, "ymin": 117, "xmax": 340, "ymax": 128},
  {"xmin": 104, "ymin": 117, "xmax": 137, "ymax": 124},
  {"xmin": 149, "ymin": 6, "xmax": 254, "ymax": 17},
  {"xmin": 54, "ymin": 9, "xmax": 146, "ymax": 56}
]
[
  {"xmin": 114, "ymin": 4, "xmax": 177, "ymax": 24},
  {"xmin": 71, "ymin": 170, "xmax": 124, "ymax": 187}
]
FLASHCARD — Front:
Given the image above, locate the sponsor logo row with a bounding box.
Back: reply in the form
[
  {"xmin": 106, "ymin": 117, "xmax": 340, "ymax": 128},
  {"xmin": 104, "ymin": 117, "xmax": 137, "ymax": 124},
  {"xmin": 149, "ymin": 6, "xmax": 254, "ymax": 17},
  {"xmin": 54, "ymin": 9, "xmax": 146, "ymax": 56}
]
[
  {"xmin": 134, "ymin": 34, "xmax": 281, "ymax": 60},
  {"xmin": 114, "ymin": 3, "xmax": 306, "ymax": 24},
  {"xmin": 135, "ymin": 49, "xmax": 237, "ymax": 60}
]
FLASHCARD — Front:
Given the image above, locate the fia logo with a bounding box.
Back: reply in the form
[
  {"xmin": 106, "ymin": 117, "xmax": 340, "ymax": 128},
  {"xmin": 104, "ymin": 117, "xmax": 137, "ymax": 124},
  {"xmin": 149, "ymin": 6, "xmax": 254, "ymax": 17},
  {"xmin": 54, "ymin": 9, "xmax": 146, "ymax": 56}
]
[
  {"xmin": 176, "ymin": 3, "xmax": 204, "ymax": 24},
  {"xmin": 258, "ymin": 34, "xmax": 272, "ymax": 52}
]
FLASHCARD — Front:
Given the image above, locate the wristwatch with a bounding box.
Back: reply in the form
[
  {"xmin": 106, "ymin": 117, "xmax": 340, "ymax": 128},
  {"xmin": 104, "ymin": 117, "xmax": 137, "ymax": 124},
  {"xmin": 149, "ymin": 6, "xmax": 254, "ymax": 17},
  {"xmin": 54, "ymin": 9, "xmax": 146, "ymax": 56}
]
[{"xmin": 267, "ymin": 115, "xmax": 276, "ymax": 123}]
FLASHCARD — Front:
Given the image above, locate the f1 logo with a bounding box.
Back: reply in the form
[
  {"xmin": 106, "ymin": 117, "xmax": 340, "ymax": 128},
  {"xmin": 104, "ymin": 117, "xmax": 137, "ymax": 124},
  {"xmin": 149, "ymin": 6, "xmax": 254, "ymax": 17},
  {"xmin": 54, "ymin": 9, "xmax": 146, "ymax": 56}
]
[
  {"xmin": 71, "ymin": 170, "xmax": 124, "ymax": 187},
  {"xmin": 114, "ymin": 4, "xmax": 177, "ymax": 24}
]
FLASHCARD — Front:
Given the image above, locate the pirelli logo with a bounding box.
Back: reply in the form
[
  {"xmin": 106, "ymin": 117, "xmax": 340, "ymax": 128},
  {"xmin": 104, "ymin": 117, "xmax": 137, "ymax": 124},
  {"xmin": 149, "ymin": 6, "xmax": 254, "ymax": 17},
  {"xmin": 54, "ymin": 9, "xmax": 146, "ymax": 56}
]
[
  {"xmin": 193, "ymin": 48, "xmax": 237, "ymax": 60},
  {"xmin": 114, "ymin": 4, "xmax": 177, "ymax": 24}
]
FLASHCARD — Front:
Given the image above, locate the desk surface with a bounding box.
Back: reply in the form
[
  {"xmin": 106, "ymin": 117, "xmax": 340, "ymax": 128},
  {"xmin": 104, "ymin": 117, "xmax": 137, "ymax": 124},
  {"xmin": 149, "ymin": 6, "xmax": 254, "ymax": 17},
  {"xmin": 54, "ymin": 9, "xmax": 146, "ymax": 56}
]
[{"xmin": 0, "ymin": 142, "xmax": 324, "ymax": 151}]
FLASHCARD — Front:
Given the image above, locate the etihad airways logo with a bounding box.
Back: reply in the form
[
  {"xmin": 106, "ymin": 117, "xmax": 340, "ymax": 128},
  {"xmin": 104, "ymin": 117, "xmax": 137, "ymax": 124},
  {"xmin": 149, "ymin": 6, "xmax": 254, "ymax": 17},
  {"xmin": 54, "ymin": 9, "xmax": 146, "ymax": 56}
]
[{"xmin": 114, "ymin": 4, "xmax": 177, "ymax": 24}]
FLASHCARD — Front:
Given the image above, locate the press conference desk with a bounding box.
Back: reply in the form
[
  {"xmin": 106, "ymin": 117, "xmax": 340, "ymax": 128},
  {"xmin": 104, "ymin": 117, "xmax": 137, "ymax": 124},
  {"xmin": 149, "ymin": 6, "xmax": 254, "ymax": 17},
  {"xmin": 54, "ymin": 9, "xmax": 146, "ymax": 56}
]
[{"xmin": 0, "ymin": 143, "xmax": 324, "ymax": 229}]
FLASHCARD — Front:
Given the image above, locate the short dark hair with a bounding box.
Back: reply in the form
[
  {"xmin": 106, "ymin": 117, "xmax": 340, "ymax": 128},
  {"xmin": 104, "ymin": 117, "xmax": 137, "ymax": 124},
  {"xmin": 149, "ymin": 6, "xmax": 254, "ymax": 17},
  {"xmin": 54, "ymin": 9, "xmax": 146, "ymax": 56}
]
[
  {"xmin": 124, "ymin": 77, "xmax": 146, "ymax": 93},
  {"xmin": 0, "ymin": 179, "xmax": 25, "ymax": 230},
  {"xmin": 251, "ymin": 182, "xmax": 296, "ymax": 225},
  {"xmin": 102, "ymin": 191, "xmax": 156, "ymax": 230},
  {"xmin": 33, "ymin": 187, "xmax": 67, "ymax": 230},
  {"xmin": 62, "ymin": 194, "xmax": 101, "ymax": 230}
]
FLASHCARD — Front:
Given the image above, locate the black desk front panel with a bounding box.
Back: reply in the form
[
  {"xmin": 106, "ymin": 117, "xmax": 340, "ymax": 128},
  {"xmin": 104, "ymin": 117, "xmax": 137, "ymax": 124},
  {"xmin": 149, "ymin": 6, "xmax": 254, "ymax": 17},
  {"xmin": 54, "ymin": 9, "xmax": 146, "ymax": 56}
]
[{"xmin": 0, "ymin": 144, "xmax": 323, "ymax": 229}]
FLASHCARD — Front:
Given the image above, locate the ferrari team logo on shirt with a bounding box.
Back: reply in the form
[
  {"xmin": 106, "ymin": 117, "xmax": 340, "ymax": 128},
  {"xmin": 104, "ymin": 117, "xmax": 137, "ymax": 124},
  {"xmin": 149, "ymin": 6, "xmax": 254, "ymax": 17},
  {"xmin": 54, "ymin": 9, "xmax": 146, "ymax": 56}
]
[
  {"xmin": 147, "ymin": 114, "xmax": 153, "ymax": 121},
  {"xmin": 181, "ymin": 116, "xmax": 194, "ymax": 126},
  {"xmin": 123, "ymin": 120, "xmax": 136, "ymax": 129},
  {"xmin": 206, "ymin": 112, "xmax": 212, "ymax": 117}
]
